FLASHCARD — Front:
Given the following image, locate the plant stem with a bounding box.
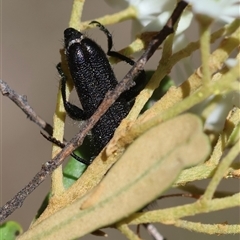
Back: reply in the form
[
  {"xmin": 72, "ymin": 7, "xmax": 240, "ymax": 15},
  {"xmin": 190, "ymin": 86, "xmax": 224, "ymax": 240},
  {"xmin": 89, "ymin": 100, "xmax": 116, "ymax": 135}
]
[{"xmin": 202, "ymin": 141, "xmax": 240, "ymax": 201}]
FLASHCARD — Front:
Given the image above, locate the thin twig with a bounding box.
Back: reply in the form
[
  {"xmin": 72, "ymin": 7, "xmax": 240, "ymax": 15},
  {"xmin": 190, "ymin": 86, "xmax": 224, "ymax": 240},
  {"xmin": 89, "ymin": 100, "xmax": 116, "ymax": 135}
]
[
  {"xmin": 174, "ymin": 220, "xmax": 240, "ymax": 234},
  {"xmin": 0, "ymin": 79, "xmax": 53, "ymax": 136},
  {"xmin": 0, "ymin": 1, "xmax": 188, "ymax": 222},
  {"xmin": 117, "ymin": 224, "xmax": 141, "ymax": 240}
]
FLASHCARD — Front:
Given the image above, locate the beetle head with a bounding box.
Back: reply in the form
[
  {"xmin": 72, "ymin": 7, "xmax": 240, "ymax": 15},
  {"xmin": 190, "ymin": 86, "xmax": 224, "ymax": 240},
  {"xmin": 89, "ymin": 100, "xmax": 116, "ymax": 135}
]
[{"xmin": 64, "ymin": 28, "xmax": 84, "ymax": 50}]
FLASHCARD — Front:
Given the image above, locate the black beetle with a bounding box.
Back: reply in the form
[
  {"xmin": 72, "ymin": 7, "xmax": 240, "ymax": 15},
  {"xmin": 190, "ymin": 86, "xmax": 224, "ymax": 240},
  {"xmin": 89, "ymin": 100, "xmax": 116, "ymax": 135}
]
[{"xmin": 54, "ymin": 21, "xmax": 147, "ymax": 165}]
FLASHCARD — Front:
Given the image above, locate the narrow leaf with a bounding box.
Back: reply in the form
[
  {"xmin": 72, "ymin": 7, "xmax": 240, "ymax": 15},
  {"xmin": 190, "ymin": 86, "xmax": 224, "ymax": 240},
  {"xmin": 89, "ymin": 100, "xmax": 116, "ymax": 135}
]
[{"xmin": 18, "ymin": 114, "xmax": 211, "ymax": 240}]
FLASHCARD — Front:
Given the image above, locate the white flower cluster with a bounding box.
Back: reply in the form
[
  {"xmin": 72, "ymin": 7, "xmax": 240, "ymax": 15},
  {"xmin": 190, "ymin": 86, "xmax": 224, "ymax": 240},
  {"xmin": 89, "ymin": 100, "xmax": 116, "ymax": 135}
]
[
  {"xmin": 186, "ymin": 0, "xmax": 240, "ymax": 23},
  {"xmin": 105, "ymin": 0, "xmax": 192, "ymax": 52}
]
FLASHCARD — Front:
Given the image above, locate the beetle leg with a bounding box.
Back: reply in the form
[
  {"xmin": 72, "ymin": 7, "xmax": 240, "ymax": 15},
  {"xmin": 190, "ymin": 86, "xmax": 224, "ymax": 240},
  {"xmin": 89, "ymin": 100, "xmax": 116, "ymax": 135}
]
[
  {"xmin": 41, "ymin": 132, "xmax": 91, "ymax": 165},
  {"xmin": 89, "ymin": 21, "xmax": 148, "ymax": 102},
  {"xmin": 57, "ymin": 63, "xmax": 87, "ymax": 120},
  {"xmin": 89, "ymin": 21, "xmax": 135, "ymax": 65}
]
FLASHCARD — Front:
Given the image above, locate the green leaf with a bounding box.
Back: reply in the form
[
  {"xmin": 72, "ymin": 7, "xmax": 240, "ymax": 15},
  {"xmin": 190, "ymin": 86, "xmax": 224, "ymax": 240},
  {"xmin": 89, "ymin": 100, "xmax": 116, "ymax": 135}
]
[
  {"xmin": 63, "ymin": 153, "xmax": 87, "ymax": 189},
  {"xmin": 34, "ymin": 193, "xmax": 50, "ymax": 220},
  {"xmin": 62, "ymin": 137, "xmax": 91, "ymax": 189},
  {"xmin": 0, "ymin": 221, "xmax": 22, "ymax": 240},
  {"xmin": 142, "ymin": 74, "xmax": 174, "ymax": 112}
]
